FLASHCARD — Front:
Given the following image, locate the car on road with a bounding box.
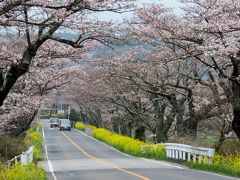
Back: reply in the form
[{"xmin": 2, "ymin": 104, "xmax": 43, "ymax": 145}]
[
  {"xmin": 50, "ymin": 118, "xmax": 59, "ymax": 128},
  {"xmin": 59, "ymin": 119, "xmax": 71, "ymax": 131}
]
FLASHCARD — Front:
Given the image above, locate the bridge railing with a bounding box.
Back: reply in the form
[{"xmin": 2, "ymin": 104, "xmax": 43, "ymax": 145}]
[
  {"xmin": 161, "ymin": 143, "xmax": 215, "ymax": 164},
  {"xmin": 4, "ymin": 146, "xmax": 34, "ymax": 167},
  {"xmin": 141, "ymin": 143, "xmax": 215, "ymax": 164}
]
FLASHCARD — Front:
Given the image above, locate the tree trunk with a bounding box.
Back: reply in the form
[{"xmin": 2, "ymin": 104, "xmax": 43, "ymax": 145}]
[
  {"xmin": 176, "ymin": 107, "xmax": 185, "ymax": 137},
  {"xmin": 179, "ymin": 89, "xmax": 198, "ymax": 138},
  {"xmin": 0, "ymin": 110, "xmax": 37, "ymax": 137},
  {"xmin": 134, "ymin": 125, "xmax": 145, "ymax": 141},
  {"xmin": 95, "ymin": 109, "xmax": 103, "ymax": 127},
  {"xmin": 0, "ymin": 65, "xmax": 27, "ymax": 106},
  {"xmin": 111, "ymin": 116, "xmax": 119, "ymax": 134},
  {"xmin": 231, "ymin": 61, "xmax": 240, "ymax": 139},
  {"xmin": 216, "ymin": 132, "xmax": 226, "ymax": 153},
  {"xmin": 0, "ymin": 23, "xmax": 61, "ymax": 107},
  {"xmin": 155, "ymin": 107, "xmax": 168, "ymax": 143},
  {"xmin": 155, "ymin": 126, "xmax": 168, "ymax": 143},
  {"xmin": 232, "ymin": 109, "xmax": 240, "ymax": 139},
  {"xmin": 184, "ymin": 119, "xmax": 198, "ymax": 138},
  {"xmin": 152, "ymin": 97, "xmax": 169, "ymax": 143},
  {"xmin": 120, "ymin": 122, "xmax": 132, "ymax": 137},
  {"xmin": 79, "ymin": 110, "xmax": 87, "ymax": 123}
]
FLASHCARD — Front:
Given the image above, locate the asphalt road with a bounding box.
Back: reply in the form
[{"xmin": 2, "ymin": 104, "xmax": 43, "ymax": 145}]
[{"xmin": 40, "ymin": 119, "xmax": 237, "ymax": 180}]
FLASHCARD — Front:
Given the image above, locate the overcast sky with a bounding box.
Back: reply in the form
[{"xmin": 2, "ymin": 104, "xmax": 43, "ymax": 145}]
[{"xmin": 95, "ymin": 0, "xmax": 183, "ymax": 22}]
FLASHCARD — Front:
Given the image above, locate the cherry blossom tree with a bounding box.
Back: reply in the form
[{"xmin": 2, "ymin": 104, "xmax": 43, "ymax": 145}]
[
  {"xmin": 63, "ymin": 75, "xmax": 106, "ymax": 127},
  {"xmin": 128, "ymin": 0, "xmax": 240, "ymax": 138},
  {"xmin": 0, "ymin": 42, "xmax": 77, "ymax": 136},
  {"xmin": 63, "ymin": 46, "xmax": 230, "ymax": 142},
  {"xmin": 0, "ymin": 0, "xmax": 134, "ymax": 136},
  {"xmin": 0, "ymin": 0, "xmax": 133, "ymax": 106}
]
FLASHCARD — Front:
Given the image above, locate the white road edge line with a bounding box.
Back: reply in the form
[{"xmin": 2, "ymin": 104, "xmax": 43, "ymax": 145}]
[
  {"xmin": 139, "ymin": 158, "xmax": 183, "ymax": 169},
  {"xmin": 189, "ymin": 169, "xmax": 237, "ymax": 180},
  {"xmin": 42, "ymin": 124, "xmax": 57, "ymax": 180},
  {"xmin": 73, "ymin": 128, "xmax": 184, "ymax": 169}
]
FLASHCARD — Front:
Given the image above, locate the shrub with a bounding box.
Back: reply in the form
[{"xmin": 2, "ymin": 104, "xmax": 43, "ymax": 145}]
[
  {"xmin": 75, "ymin": 122, "xmax": 85, "ymax": 131},
  {"xmin": 0, "ymin": 136, "xmax": 27, "ymax": 163},
  {"xmin": 0, "ymin": 163, "xmax": 46, "ymax": 180},
  {"xmin": 217, "ymin": 139, "xmax": 240, "ymax": 156},
  {"xmin": 92, "ymin": 128, "xmax": 166, "ymax": 160}
]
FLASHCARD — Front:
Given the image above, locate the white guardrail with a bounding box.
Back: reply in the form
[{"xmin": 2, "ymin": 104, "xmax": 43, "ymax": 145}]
[
  {"xmin": 162, "ymin": 143, "xmax": 215, "ymax": 164},
  {"xmin": 5, "ymin": 146, "xmax": 34, "ymax": 167}
]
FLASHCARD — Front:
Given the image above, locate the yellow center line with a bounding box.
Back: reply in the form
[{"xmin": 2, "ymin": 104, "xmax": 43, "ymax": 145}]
[{"xmin": 61, "ymin": 132, "xmax": 151, "ymax": 180}]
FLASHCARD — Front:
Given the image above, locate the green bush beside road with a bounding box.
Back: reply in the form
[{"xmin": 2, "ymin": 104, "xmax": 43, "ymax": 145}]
[{"xmin": 0, "ymin": 136, "xmax": 27, "ymax": 163}]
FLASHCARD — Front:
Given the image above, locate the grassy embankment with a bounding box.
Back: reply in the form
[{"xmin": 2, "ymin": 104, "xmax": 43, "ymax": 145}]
[{"xmin": 0, "ymin": 121, "xmax": 46, "ymax": 180}]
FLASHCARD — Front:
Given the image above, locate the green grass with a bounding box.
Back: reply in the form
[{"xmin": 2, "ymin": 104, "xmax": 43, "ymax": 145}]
[{"xmin": 186, "ymin": 161, "xmax": 240, "ymax": 177}]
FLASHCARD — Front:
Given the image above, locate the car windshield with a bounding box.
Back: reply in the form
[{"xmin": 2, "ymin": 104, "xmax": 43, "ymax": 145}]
[
  {"xmin": 50, "ymin": 118, "xmax": 59, "ymax": 123},
  {"xmin": 60, "ymin": 119, "xmax": 70, "ymax": 124}
]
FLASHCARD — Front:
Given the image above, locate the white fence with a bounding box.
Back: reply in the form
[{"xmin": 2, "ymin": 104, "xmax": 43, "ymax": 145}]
[
  {"xmin": 5, "ymin": 146, "xmax": 34, "ymax": 167},
  {"xmin": 163, "ymin": 143, "xmax": 215, "ymax": 164}
]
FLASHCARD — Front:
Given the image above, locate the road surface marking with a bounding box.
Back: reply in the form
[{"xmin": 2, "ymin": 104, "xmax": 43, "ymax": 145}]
[
  {"xmin": 74, "ymin": 128, "xmax": 184, "ymax": 169},
  {"xmin": 74, "ymin": 129, "xmax": 133, "ymax": 158},
  {"xmin": 189, "ymin": 169, "xmax": 237, "ymax": 180},
  {"xmin": 61, "ymin": 131, "xmax": 151, "ymax": 180},
  {"xmin": 42, "ymin": 124, "xmax": 57, "ymax": 180},
  {"xmin": 140, "ymin": 158, "xmax": 183, "ymax": 169}
]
